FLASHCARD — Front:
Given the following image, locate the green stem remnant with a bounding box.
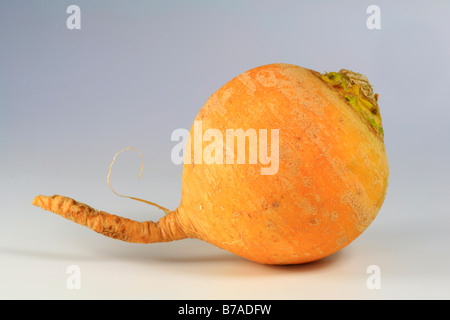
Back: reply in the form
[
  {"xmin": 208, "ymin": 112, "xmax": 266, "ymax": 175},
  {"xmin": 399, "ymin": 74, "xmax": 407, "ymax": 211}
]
[{"xmin": 317, "ymin": 69, "xmax": 383, "ymax": 137}]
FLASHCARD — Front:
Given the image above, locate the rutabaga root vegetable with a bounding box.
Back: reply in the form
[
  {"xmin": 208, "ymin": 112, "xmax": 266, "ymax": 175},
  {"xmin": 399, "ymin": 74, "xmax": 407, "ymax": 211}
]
[{"xmin": 33, "ymin": 63, "xmax": 389, "ymax": 265}]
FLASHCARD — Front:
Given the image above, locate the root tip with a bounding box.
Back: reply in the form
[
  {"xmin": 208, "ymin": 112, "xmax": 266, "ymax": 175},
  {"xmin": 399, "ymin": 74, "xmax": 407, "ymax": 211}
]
[{"xmin": 32, "ymin": 194, "xmax": 51, "ymax": 209}]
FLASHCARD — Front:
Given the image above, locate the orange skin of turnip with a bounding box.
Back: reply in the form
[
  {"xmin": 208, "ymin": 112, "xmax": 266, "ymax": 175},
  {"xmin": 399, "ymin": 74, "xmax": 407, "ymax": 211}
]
[{"xmin": 176, "ymin": 63, "xmax": 389, "ymax": 264}]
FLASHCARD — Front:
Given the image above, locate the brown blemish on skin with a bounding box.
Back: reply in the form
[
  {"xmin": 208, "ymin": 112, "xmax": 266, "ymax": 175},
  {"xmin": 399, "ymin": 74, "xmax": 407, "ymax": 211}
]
[
  {"xmin": 237, "ymin": 72, "xmax": 257, "ymax": 94},
  {"xmin": 336, "ymin": 236, "xmax": 347, "ymax": 246},
  {"xmin": 330, "ymin": 211, "xmax": 338, "ymax": 221},
  {"xmin": 266, "ymin": 220, "xmax": 277, "ymax": 230},
  {"xmin": 341, "ymin": 187, "xmax": 375, "ymax": 232},
  {"xmin": 302, "ymin": 176, "xmax": 312, "ymax": 188}
]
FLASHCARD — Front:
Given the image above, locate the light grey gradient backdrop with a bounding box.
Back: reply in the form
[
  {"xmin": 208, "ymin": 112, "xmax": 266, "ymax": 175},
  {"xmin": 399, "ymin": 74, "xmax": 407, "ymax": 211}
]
[{"xmin": 1, "ymin": 0, "xmax": 449, "ymax": 299}]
